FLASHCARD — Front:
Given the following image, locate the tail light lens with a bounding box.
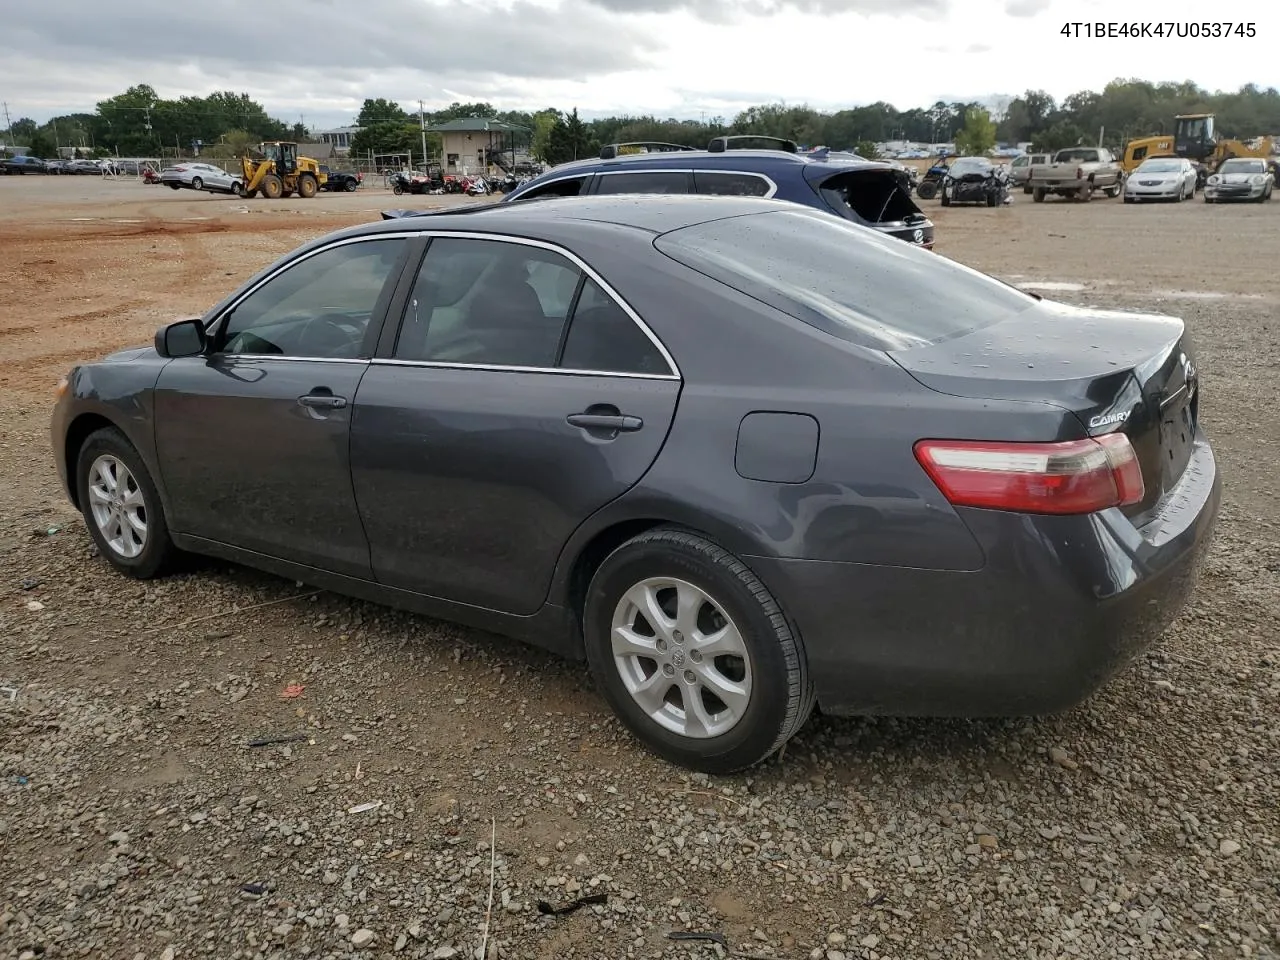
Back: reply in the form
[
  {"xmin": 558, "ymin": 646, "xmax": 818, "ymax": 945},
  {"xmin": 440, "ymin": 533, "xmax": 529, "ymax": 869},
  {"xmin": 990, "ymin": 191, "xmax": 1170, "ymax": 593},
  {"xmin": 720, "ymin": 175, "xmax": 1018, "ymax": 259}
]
[
  {"xmin": 1076, "ymin": 166, "xmax": 1085, "ymax": 179},
  {"xmin": 914, "ymin": 434, "xmax": 1144, "ymax": 515}
]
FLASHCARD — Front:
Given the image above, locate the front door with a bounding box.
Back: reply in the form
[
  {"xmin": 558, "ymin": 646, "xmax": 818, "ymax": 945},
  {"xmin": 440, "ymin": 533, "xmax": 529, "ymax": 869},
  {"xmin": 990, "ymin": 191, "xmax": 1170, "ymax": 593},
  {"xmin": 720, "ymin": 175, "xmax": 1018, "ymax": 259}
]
[
  {"xmin": 153, "ymin": 236, "xmax": 411, "ymax": 577},
  {"xmin": 351, "ymin": 235, "xmax": 681, "ymax": 615}
]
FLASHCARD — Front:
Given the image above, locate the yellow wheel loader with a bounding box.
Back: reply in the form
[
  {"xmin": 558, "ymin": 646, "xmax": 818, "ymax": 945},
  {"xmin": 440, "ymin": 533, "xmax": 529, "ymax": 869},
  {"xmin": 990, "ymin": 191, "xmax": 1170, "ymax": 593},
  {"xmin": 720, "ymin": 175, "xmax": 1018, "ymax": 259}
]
[{"xmin": 239, "ymin": 142, "xmax": 326, "ymax": 199}]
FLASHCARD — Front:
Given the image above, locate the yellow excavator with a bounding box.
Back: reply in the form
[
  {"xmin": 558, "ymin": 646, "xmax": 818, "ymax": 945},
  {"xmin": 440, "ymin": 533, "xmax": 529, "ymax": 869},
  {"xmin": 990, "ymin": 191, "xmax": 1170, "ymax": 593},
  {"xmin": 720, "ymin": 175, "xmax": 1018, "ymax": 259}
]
[
  {"xmin": 239, "ymin": 142, "xmax": 327, "ymax": 199},
  {"xmin": 1121, "ymin": 114, "xmax": 1278, "ymax": 184}
]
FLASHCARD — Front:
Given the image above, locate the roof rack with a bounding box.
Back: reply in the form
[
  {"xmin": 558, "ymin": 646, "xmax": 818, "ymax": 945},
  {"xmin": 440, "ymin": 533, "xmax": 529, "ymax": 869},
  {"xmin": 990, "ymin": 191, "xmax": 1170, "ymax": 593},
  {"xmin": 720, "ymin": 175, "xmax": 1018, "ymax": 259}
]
[
  {"xmin": 707, "ymin": 135, "xmax": 799, "ymax": 154},
  {"xmin": 598, "ymin": 141, "xmax": 698, "ymax": 159}
]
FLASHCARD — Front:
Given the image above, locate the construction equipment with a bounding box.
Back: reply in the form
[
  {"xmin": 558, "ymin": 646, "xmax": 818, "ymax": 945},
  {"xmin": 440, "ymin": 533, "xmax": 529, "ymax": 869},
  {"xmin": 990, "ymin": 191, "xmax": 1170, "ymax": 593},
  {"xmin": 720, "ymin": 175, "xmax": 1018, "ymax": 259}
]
[
  {"xmin": 239, "ymin": 142, "xmax": 326, "ymax": 199},
  {"xmin": 1121, "ymin": 114, "xmax": 1279, "ymax": 184}
]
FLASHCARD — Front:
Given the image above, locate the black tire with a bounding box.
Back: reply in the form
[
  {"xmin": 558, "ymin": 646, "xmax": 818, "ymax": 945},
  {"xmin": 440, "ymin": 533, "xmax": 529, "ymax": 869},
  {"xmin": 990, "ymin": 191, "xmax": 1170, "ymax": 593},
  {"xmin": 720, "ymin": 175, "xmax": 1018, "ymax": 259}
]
[
  {"xmin": 168, "ymin": 183, "xmax": 180, "ymax": 190},
  {"xmin": 260, "ymin": 174, "xmax": 284, "ymax": 199},
  {"xmin": 296, "ymin": 173, "xmax": 318, "ymax": 198},
  {"xmin": 985, "ymin": 192, "xmax": 997, "ymax": 207},
  {"xmin": 1023, "ymin": 184, "xmax": 1032, "ymax": 194},
  {"xmin": 940, "ymin": 191, "xmax": 951, "ymax": 206},
  {"xmin": 916, "ymin": 181, "xmax": 937, "ymax": 200},
  {"xmin": 1033, "ymin": 187, "xmax": 1046, "ymax": 203},
  {"xmin": 344, "ymin": 178, "xmax": 358, "ymax": 192},
  {"xmin": 191, "ymin": 176, "xmax": 203, "ymax": 191},
  {"xmin": 393, "ymin": 183, "xmax": 404, "ymax": 195},
  {"xmin": 582, "ymin": 527, "xmax": 815, "ymax": 774},
  {"xmin": 75, "ymin": 427, "xmax": 178, "ymax": 580}
]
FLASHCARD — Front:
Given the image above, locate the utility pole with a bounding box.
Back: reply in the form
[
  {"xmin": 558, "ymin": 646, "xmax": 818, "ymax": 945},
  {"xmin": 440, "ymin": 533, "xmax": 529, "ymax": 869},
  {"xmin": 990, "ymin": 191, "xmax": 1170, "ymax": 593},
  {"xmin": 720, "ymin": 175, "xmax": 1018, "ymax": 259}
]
[
  {"xmin": 419, "ymin": 100, "xmax": 428, "ymax": 171},
  {"xmin": 2, "ymin": 102, "xmax": 13, "ymax": 150}
]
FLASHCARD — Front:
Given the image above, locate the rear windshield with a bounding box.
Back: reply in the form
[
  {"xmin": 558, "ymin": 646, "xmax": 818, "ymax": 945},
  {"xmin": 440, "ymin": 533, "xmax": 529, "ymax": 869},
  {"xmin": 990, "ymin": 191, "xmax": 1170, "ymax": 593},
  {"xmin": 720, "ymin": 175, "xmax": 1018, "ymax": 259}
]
[
  {"xmin": 654, "ymin": 209, "xmax": 1036, "ymax": 351},
  {"xmin": 816, "ymin": 169, "xmax": 922, "ymax": 225}
]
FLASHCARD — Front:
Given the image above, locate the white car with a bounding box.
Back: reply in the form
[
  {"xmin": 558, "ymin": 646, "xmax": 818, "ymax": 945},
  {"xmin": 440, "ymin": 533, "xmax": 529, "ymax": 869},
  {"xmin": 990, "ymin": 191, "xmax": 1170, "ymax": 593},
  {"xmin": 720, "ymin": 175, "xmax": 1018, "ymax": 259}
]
[
  {"xmin": 159, "ymin": 162, "xmax": 243, "ymax": 195},
  {"xmin": 1203, "ymin": 158, "xmax": 1274, "ymax": 203},
  {"xmin": 1123, "ymin": 157, "xmax": 1197, "ymax": 203}
]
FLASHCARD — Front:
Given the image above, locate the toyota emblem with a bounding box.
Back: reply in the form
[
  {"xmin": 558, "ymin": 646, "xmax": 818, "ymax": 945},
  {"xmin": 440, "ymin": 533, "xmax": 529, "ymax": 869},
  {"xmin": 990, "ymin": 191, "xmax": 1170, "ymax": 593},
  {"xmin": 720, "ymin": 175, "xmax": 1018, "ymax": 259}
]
[{"xmin": 913, "ymin": 228, "xmax": 924, "ymax": 243}]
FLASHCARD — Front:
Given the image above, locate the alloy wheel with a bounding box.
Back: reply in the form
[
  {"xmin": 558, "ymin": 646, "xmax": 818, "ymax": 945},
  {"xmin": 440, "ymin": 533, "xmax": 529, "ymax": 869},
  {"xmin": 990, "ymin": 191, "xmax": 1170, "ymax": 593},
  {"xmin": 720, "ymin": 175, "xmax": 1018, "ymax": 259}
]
[
  {"xmin": 87, "ymin": 454, "xmax": 148, "ymax": 559},
  {"xmin": 610, "ymin": 577, "xmax": 752, "ymax": 739}
]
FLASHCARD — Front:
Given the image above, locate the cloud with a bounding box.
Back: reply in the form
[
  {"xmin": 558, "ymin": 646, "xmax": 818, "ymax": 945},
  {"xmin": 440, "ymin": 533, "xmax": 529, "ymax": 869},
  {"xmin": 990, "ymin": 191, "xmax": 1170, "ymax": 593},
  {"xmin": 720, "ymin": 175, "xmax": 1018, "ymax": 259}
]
[
  {"xmin": 1004, "ymin": 0, "xmax": 1050, "ymax": 15},
  {"xmin": 3, "ymin": 0, "xmax": 659, "ymax": 86},
  {"xmin": 584, "ymin": 0, "xmax": 947, "ymax": 23}
]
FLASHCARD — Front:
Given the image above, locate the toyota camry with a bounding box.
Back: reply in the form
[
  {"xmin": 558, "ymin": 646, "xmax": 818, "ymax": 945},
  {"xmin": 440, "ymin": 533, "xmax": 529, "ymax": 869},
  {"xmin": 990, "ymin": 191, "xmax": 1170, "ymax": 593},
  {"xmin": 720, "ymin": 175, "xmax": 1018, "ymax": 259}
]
[{"xmin": 51, "ymin": 195, "xmax": 1221, "ymax": 773}]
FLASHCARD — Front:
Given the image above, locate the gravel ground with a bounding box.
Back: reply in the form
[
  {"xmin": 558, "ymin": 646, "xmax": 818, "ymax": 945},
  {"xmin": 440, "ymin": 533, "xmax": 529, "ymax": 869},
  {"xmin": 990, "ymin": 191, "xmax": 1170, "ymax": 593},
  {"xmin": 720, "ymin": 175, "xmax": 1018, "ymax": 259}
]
[{"xmin": 1, "ymin": 178, "xmax": 1278, "ymax": 960}]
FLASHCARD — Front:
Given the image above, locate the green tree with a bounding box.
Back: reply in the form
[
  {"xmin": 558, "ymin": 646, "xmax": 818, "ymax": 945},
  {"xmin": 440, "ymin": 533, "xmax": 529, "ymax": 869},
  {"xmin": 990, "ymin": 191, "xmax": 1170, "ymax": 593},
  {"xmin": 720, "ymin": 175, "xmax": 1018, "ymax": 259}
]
[
  {"xmin": 28, "ymin": 130, "xmax": 57, "ymax": 158},
  {"xmin": 853, "ymin": 139, "xmax": 880, "ymax": 159},
  {"xmin": 357, "ymin": 99, "xmax": 408, "ymax": 124},
  {"xmin": 529, "ymin": 109, "xmax": 560, "ymax": 162},
  {"xmin": 9, "ymin": 117, "xmax": 38, "ymax": 144},
  {"xmin": 544, "ymin": 108, "xmax": 594, "ymax": 165},
  {"xmin": 954, "ymin": 107, "xmax": 996, "ymax": 155}
]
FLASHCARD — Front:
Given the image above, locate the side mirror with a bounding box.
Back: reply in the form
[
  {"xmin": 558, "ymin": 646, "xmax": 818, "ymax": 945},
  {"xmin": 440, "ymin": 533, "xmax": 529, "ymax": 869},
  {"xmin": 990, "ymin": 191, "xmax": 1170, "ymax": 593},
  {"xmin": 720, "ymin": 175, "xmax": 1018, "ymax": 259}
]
[{"xmin": 154, "ymin": 318, "xmax": 207, "ymax": 358}]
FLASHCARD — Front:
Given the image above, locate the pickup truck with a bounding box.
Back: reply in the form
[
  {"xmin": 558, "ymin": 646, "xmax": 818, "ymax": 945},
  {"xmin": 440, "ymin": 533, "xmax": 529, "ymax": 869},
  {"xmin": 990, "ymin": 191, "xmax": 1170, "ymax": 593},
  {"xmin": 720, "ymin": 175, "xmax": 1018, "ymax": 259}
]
[
  {"xmin": 318, "ymin": 165, "xmax": 362, "ymax": 192},
  {"xmin": 1028, "ymin": 147, "xmax": 1124, "ymax": 202}
]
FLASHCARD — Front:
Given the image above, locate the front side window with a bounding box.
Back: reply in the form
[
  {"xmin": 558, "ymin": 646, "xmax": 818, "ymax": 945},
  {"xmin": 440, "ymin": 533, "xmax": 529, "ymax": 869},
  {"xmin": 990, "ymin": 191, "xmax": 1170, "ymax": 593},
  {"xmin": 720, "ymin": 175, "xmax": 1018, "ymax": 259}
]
[
  {"xmin": 518, "ymin": 176, "xmax": 589, "ymax": 200},
  {"xmin": 655, "ymin": 208, "xmax": 1036, "ymax": 352},
  {"xmin": 395, "ymin": 238, "xmax": 579, "ymax": 368},
  {"xmin": 593, "ymin": 171, "xmax": 690, "ymax": 194},
  {"xmin": 217, "ymin": 238, "xmax": 406, "ymax": 359}
]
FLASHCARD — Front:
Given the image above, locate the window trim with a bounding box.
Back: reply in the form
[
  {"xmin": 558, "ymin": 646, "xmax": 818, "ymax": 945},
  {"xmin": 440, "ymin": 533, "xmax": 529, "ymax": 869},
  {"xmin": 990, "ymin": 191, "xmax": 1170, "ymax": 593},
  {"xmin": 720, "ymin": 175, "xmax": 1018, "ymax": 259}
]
[
  {"xmin": 382, "ymin": 231, "xmax": 681, "ymax": 381},
  {"xmin": 205, "ymin": 232, "xmax": 419, "ymax": 359},
  {"xmin": 589, "ymin": 167, "xmax": 779, "ymax": 199}
]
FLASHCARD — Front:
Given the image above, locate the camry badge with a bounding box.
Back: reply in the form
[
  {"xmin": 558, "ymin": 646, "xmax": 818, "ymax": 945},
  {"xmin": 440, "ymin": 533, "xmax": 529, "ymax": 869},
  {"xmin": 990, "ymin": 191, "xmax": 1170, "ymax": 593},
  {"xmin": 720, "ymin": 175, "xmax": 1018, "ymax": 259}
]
[{"xmin": 1089, "ymin": 410, "xmax": 1131, "ymax": 429}]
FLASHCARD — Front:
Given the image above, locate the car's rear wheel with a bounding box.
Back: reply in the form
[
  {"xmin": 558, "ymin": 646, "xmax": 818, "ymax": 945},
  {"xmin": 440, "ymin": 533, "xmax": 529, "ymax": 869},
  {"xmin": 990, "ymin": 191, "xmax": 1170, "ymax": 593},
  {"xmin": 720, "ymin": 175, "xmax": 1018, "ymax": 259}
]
[
  {"xmin": 75, "ymin": 427, "xmax": 178, "ymax": 579},
  {"xmin": 191, "ymin": 176, "xmax": 203, "ymax": 191},
  {"xmin": 583, "ymin": 527, "xmax": 815, "ymax": 774},
  {"xmin": 345, "ymin": 179, "xmax": 358, "ymax": 192}
]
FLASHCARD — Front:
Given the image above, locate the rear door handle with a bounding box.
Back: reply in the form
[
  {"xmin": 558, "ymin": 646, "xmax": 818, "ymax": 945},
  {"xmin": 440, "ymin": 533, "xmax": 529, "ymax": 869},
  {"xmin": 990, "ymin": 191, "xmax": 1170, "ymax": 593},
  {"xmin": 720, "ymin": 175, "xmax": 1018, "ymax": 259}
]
[
  {"xmin": 567, "ymin": 413, "xmax": 643, "ymax": 432},
  {"xmin": 298, "ymin": 394, "xmax": 348, "ymax": 409}
]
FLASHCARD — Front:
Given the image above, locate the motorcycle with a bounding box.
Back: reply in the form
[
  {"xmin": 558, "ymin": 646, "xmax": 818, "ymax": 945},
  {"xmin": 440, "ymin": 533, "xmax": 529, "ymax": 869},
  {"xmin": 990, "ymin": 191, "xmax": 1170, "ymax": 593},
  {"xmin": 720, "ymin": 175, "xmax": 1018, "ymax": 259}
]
[{"xmin": 142, "ymin": 166, "xmax": 162, "ymax": 185}]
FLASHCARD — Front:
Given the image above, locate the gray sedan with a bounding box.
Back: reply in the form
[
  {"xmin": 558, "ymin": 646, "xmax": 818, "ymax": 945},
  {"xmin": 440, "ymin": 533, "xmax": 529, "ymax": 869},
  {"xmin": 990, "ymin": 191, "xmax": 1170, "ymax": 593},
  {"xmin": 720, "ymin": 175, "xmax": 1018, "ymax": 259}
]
[
  {"xmin": 159, "ymin": 161, "xmax": 243, "ymax": 194},
  {"xmin": 1123, "ymin": 157, "xmax": 1197, "ymax": 202},
  {"xmin": 50, "ymin": 196, "xmax": 1221, "ymax": 772}
]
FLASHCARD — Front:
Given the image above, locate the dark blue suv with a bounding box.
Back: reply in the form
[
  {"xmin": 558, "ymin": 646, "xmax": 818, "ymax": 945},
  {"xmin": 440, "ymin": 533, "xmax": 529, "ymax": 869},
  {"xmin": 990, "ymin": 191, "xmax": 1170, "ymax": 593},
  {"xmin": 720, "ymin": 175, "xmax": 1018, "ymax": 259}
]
[{"xmin": 503, "ymin": 136, "xmax": 934, "ymax": 249}]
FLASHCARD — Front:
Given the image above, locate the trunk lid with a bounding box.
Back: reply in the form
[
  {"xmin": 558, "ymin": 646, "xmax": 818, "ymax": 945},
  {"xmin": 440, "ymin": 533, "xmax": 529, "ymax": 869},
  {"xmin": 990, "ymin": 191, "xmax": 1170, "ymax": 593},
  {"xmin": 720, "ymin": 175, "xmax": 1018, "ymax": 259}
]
[{"xmin": 889, "ymin": 299, "xmax": 1199, "ymax": 522}]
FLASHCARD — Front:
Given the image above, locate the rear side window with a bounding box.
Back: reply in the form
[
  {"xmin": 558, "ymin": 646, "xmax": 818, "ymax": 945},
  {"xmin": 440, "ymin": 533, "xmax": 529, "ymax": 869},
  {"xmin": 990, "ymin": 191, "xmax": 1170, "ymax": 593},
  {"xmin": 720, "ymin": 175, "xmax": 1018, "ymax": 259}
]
[
  {"xmin": 593, "ymin": 171, "xmax": 690, "ymax": 194},
  {"xmin": 654, "ymin": 209, "xmax": 1036, "ymax": 351},
  {"xmin": 693, "ymin": 171, "xmax": 772, "ymax": 197},
  {"xmin": 559, "ymin": 278, "xmax": 670, "ymax": 375}
]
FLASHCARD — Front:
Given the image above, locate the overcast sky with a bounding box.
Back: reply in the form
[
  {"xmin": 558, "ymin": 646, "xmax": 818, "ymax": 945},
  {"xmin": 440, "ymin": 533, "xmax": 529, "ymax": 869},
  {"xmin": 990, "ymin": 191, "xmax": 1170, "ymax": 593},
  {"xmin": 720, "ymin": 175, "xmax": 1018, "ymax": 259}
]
[{"xmin": 2, "ymin": 0, "xmax": 1275, "ymax": 129}]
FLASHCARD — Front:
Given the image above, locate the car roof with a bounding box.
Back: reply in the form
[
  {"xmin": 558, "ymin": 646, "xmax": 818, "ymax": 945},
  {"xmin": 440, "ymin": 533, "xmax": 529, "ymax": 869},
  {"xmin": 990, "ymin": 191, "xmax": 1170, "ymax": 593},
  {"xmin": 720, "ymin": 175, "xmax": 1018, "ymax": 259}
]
[
  {"xmin": 349, "ymin": 194, "xmax": 804, "ymax": 242},
  {"xmin": 528, "ymin": 147, "xmax": 891, "ymax": 180}
]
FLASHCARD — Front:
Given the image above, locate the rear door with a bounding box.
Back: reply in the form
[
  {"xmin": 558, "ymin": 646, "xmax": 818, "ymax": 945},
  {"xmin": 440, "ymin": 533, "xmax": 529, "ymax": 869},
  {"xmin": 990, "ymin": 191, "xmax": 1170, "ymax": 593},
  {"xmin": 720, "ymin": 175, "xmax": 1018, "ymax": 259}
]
[{"xmin": 350, "ymin": 233, "xmax": 681, "ymax": 615}]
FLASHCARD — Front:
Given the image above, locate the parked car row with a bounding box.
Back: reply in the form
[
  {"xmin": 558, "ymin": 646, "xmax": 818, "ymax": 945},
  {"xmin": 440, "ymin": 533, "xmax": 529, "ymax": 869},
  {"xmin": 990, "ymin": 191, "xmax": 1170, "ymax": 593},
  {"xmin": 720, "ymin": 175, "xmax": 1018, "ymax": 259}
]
[
  {"xmin": 2, "ymin": 156, "xmax": 105, "ymax": 174},
  {"xmin": 912, "ymin": 150, "xmax": 1275, "ymax": 207}
]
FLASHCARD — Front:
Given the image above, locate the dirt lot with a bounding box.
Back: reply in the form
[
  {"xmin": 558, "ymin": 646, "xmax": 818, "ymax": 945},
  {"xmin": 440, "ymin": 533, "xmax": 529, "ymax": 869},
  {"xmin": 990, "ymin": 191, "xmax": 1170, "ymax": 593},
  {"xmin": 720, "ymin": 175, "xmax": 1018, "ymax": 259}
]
[{"xmin": 2, "ymin": 176, "xmax": 1278, "ymax": 960}]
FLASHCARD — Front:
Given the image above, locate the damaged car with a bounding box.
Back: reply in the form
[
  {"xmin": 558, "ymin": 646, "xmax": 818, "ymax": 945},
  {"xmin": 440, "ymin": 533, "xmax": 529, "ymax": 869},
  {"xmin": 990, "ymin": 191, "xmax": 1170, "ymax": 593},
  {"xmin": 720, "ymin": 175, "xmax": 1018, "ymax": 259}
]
[{"xmin": 940, "ymin": 157, "xmax": 1012, "ymax": 207}]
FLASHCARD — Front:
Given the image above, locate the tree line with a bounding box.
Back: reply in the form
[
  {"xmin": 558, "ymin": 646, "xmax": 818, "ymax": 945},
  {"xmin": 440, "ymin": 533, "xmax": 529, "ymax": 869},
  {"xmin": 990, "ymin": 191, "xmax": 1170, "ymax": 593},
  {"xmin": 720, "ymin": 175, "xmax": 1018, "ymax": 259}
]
[{"xmin": 6, "ymin": 79, "xmax": 1279, "ymax": 164}]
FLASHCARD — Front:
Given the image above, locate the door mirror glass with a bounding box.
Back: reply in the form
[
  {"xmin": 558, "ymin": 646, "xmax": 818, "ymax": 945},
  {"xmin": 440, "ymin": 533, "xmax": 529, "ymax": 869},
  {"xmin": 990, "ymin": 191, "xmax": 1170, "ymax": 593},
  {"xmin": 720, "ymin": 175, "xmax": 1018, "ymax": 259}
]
[{"xmin": 156, "ymin": 318, "xmax": 207, "ymax": 357}]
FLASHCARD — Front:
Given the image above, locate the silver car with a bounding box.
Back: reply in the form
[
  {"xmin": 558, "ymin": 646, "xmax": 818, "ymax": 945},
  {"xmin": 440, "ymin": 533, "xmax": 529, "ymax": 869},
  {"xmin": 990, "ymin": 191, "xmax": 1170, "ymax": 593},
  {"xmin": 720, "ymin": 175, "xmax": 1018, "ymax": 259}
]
[
  {"xmin": 159, "ymin": 162, "xmax": 243, "ymax": 195},
  {"xmin": 1123, "ymin": 157, "xmax": 1197, "ymax": 203},
  {"xmin": 1204, "ymin": 158, "xmax": 1275, "ymax": 203},
  {"xmin": 1008, "ymin": 152, "xmax": 1050, "ymax": 193}
]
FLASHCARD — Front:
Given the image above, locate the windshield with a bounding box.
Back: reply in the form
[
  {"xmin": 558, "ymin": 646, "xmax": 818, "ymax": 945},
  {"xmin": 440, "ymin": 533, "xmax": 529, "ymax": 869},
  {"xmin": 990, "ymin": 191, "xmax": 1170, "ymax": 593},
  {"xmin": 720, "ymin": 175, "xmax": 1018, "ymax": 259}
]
[
  {"xmin": 1220, "ymin": 159, "xmax": 1265, "ymax": 174},
  {"xmin": 653, "ymin": 209, "xmax": 1036, "ymax": 352},
  {"xmin": 1138, "ymin": 160, "xmax": 1182, "ymax": 173},
  {"xmin": 949, "ymin": 158, "xmax": 991, "ymax": 175}
]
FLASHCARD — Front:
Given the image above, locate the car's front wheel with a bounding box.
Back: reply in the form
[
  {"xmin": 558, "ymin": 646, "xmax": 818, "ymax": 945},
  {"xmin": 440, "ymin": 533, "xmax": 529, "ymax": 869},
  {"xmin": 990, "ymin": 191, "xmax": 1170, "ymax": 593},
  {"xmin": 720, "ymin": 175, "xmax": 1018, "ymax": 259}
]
[
  {"xmin": 75, "ymin": 427, "xmax": 178, "ymax": 579},
  {"xmin": 583, "ymin": 527, "xmax": 815, "ymax": 773}
]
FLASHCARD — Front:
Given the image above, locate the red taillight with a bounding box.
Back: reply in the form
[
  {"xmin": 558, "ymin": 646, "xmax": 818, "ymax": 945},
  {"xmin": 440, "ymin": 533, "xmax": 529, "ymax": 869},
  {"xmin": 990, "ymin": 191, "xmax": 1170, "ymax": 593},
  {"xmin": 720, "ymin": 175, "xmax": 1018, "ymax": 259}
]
[{"xmin": 913, "ymin": 434, "xmax": 1145, "ymax": 515}]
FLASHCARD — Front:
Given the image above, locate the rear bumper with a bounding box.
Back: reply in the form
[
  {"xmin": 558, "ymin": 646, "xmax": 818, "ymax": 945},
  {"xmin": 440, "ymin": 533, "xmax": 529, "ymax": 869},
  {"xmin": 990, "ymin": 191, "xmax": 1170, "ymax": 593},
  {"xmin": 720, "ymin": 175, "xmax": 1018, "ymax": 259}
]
[{"xmin": 748, "ymin": 436, "xmax": 1221, "ymax": 717}]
